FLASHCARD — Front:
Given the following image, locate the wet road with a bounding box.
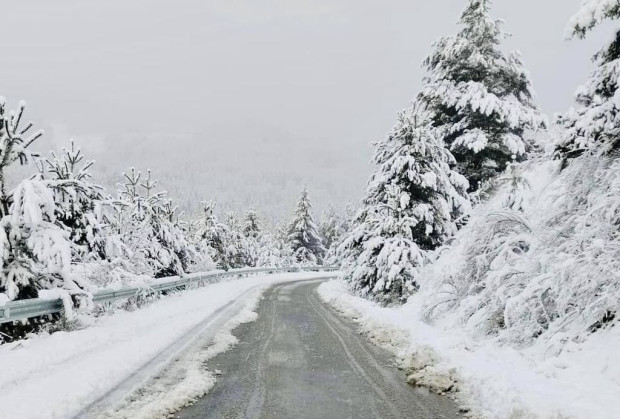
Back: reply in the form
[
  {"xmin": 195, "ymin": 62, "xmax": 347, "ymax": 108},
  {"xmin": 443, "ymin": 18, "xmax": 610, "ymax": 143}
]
[{"xmin": 178, "ymin": 280, "xmax": 459, "ymax": 419}]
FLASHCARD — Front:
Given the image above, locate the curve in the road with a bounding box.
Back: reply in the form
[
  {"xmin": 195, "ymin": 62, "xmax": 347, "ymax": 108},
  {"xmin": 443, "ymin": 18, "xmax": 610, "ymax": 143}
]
[{"xmin": 178, "ymin": 280, "xmax": 459, "ymax": 419}]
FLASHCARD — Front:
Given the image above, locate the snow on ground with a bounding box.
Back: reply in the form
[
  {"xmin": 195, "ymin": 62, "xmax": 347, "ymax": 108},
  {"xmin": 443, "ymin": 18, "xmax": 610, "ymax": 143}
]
[
  {"xmin": 0, "ymin": 272, "xmax": 333, "ymax": 419},
  {"xmin": 318, "ymin": 279, "xmax": 620, "ymax": 419}
]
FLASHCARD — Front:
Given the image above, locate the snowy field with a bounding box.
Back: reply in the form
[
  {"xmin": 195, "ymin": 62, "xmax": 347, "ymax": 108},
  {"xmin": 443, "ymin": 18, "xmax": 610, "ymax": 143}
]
[
  {"xmin": 319, "ymin": 279, "xmax": 620, "ymax": 419},
  {"xmin": 0, "ymin": 272, "xmax": 333, "ymax": 419}
]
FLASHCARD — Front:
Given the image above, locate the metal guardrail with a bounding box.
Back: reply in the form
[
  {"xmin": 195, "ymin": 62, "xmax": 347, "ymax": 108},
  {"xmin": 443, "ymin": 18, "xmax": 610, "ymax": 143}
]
[{"xmin": 0, "ymin": 266, "xmax": 339, "ymax": 324}]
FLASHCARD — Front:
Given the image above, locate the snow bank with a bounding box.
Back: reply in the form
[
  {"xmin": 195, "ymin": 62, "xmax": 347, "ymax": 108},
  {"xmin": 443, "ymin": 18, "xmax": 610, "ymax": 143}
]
[
  {"xmin": 318, "ymin": 279, "xmax": 620, "ymax": 418},
  {"xmin": 0, "ymin": 272, "xmax": 332, "ymax": 419},
  {"xmin": 105, "ymin": 285, "xmax": 265, "ymax": 418},
  {"xmin": 326, "ymin": 152, "xmax": 620, "ymax": 418}
]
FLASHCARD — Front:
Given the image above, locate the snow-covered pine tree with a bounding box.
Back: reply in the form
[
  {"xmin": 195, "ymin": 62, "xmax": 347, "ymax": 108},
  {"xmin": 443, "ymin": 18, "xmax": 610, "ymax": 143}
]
[
  {"xmin": 156, "ymin": 197, "xmax": 198, "ymax": 276},
  {"xmin": 322, "ymin": 204, "xmax": 356, "ymax": 265},
  {"xmin": 112, "ymin": 168, "xmax": 196, "ymax": 277},
  {"xmin": 338, "ymin": 106, "xmax": 470, "ymax": 302},
  {"xmin": 319, "ymin": 207, "xmax": 340, "ymax": 253},
  {"xmin": 241, "ymin": 207, "xmax": 264, "ymax": 268},
  {"xmin": 242, "ymin": 207, "xmax": 261, "ymax": 239},
  {"xmin": 194, "ymin": 201, "xmax": 231, "ymax": 270},
  {"xmin": 287, "ymin": 187, "xmax": 326, "ymax": 265},
  {"xmin": 556, "ymin": 0, "xmax": 620, "ymax": 160},
  {"xmin": 0, "ymin": 98, "xmax": 43, "ymax": 217},
  {"xmin": 0, "ymin": 178, "xmax": 88, "ymax": 301},
  {"xmin": 223, "ymin": 211, "xmax": 252, "ymax": 268},
  {"xmin": 255, "ymin": 232, "xmax": 291, "ymax": 268},
  {"xmin": 38, "ymin": 140, "xmax": 110, "ymax": 261},
  {"xmin": 419, "ymin": 0, "xmax": 545, "ymax": 190}
]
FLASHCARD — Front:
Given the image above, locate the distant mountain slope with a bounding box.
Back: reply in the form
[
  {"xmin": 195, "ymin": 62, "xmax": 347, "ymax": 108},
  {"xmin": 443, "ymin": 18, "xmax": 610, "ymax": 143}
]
[{"xmin": 85, "ymin": 121, "xmax": 371, "ymax": 223}]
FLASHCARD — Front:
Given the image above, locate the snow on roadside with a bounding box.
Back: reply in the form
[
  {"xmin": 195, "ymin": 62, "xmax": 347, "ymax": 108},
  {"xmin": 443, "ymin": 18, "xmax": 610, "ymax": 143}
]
[
  {"xmin": 318, "ymin": 279, "xmax": 620, "ymax": 419},
  {"xmin": 104, "ymin": 284, "xmax": 266, "ymax": 419},
  {"xmin": 0, "ymin": 272, "xmax": 332, "ymax": 419}
]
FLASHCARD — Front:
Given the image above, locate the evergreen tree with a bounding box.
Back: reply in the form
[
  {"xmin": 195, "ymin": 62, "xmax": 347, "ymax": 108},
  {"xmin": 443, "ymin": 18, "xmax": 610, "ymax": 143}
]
[
  {"xmin": 223, "ymin": 211, "xmax": 251, "ymax": 268},
  {"xmin": 322, "ymin": 204, "xmax": 356, "ymax": 265},
  {"xmin": 112, "ymin": 168, "xmax": 196, "ymax": 277},
  {"xmin": 556, "ymin": 1, "xmax": 620, "ymax": 160},
  {"xmin": 256, "ymin": 232, "xmax": 294, "ymax": 268},
  {"xmin": 419, "ymin": 0, "xmax": 545, "ymax": 190},
  {"xmin": 319, "ymin": 206, "xmax": 340, "ymax": 253},
  {"xmin": 0, "ymin": 178, "xmax": 87, "ymax": 301},
  {"xmin": 38, "ymin": 140, "xmax": 110, "ymax": 261},
  {"xmin": 0, "ymin": 98, "xmax": 43, "ymax": 217},
  {"xmin": 194, "ymin": 201, "xmax": 229, "ymax": 270},
  {"xmin": 338, "ymin": 107, "xmax": 470, "ymax": 302},
  {"xmin": 241, "ymin": 207, "xmax": 263, "ymax": 267},
  {"xmin": 288, "ymin": 187, "xmax": 326, "ymax": 265},
  {"xmin": 242, "ymin": 207, "xmax": 261, "ymax": 239}
]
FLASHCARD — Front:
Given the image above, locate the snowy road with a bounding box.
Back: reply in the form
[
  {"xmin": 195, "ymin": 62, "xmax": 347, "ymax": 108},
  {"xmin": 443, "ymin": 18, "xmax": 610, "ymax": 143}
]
[
  {"xmin": 0, "ymin": 272, "xmax": 334, "ymax": 419},
  {"xmin": 178, "ymin": 280, "xmax": 459, "ymax": 419}
]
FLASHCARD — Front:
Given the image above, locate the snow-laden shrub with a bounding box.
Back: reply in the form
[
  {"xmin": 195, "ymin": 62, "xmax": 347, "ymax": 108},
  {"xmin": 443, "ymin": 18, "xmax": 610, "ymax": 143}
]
[
  {"xmin": 110, "ymin": 168, "xmax": 199, "ymax": 278},
  {"xmin": 0, "ymin": 178, "xmax": 91, "ymax": 302},
  {"xmin": 421, "ymin": 154, "xmax": 620, "ymax": 350}
]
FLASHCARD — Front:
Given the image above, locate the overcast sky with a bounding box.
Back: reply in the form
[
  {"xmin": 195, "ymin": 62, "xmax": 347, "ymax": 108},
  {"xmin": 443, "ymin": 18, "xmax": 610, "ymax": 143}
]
[{"xmin": 0, "ymin": 0, "xmax": 613, "ymax": 218}]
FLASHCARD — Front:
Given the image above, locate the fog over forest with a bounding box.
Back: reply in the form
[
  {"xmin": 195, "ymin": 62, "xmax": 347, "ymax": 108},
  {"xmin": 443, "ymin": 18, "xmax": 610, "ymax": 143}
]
[{"xmin": 0, "ymin": 0, "xmax": 610, "ymax": 221}]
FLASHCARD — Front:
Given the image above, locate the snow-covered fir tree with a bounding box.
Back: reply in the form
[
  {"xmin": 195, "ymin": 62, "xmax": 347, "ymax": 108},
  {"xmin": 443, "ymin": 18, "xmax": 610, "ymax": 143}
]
[
  {"xmin": 0, "ymin": 178, "xmax": 89, "ymax": 301},
  {"xmin": 287, "ymin": 187, "xmax": 326, "ymax": 265},
  {"xmin": 323, "ymin": 205, "xmax": 355, "ymax": 265},
  {"xmin": 112, "ymin": 168, "xmax": 196, "ymax": 277},
  {"xmin": 419, "ymin": 0, "xmax": 545, "ymax": 190},
  {"xmin": 241, "ymin": 207, "xmax": 262, "ymax": 267},
  {"xmin": 194, "ymin": 201, "xmax": 230, "ymax": 270},
  {"xmin": 37, "ymin": 141, "xmax": 111, "ymax": 261},
  {"xmin": 338, "ymin": 107, "xmax": 470, "ymax": 302},
  {"xmin": 0, "ymin": 98, "xmax": 43, "ymax": 217},
  {"xmin": 319, "ymin": 205, "xmax": 356, "ymax": 264},
  {"xmin": 319, "ymin": 206, "xmax": 341, "ymax": 253},
  {"xmin": 223, "ymin": 211, "xmax": 252, "ymax": 268},
  {"xmin": 255, "ymin": 231, "xmax": 294, "ymax": 268},
  {"xmin": 556, "ymin": 0, "xmax": 620, "ymax": 160},
  {"xmin": 242, "ymin": 207, "xmax": 261, "ymax": 239}
]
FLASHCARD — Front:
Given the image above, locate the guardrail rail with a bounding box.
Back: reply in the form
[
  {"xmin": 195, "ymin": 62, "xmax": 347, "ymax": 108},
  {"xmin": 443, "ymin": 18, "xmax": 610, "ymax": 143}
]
[{"xmin": 0, "ymin": 266, "xmax": 339, "ymax": 324}]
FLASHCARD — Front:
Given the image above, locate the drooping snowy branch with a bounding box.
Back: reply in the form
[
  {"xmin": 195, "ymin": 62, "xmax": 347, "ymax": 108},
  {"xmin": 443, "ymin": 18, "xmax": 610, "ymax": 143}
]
[{"xmin": 557, "ymin": 3, "xmax": 620, "ymax": 160}]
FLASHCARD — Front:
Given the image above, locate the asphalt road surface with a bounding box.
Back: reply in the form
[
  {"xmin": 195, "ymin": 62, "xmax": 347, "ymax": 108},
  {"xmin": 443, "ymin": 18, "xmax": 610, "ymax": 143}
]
[{"xmin": 177, "ymin": 280, "xmax": 459, "ymax": 419}]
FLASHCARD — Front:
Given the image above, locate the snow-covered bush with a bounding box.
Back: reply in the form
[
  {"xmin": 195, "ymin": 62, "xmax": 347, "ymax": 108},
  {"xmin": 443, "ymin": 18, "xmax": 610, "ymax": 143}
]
[
  {"xmin": 255, "ymin": 231, "xmax": 295, "ymax": 268},
  {"xmin": 420, "ymin": 153, "xmax": 620, "ymax": 349},
  {"xmin": 110, "ymin": 168, "xmax": 198, "ymax": 278},
  {"xmin": 419, "ymin": 0, "xmax": 546, "ymax": 190},
  {"xmin": 0, "ymin": 178, "xmax": 90, "ymax": 301}
]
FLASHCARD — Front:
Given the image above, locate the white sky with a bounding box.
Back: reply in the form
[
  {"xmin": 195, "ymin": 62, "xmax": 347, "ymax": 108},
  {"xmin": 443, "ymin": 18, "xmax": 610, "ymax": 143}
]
[{"xmin": 0, "ymin": 0, "xmax": 613, "ymax": 218}]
